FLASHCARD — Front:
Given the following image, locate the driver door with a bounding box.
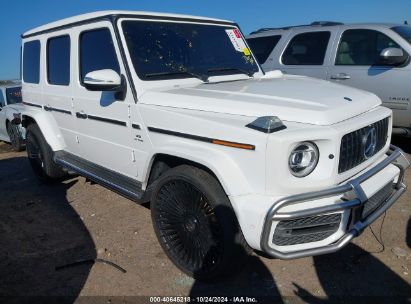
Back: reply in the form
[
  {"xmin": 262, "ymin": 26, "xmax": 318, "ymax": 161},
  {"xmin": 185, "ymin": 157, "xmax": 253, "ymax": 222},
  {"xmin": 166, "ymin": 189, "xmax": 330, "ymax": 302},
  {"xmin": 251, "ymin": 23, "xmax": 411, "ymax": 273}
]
[
  {"xmin": 71, "ymin": 22, "xmax": 145, "ymax": 180},
  {"xmin": 328, "ymin": 28, "xmax": 411, "ymax": 126}
]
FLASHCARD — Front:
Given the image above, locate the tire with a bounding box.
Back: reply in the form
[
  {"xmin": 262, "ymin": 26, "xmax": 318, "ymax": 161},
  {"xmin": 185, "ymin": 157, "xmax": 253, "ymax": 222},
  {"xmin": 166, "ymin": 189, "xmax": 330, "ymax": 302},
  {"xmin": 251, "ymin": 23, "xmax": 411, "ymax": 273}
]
[
  {"xmin": 6, "ymin": 122, "xmax": 24, "ymax": 151},
  {"xmin": 25, "ymin": 123, "xmax": 66, "ymax": 182},
  {"xmin": 151, "ymin": 165, "xmax": 250, "ymax": 280}
]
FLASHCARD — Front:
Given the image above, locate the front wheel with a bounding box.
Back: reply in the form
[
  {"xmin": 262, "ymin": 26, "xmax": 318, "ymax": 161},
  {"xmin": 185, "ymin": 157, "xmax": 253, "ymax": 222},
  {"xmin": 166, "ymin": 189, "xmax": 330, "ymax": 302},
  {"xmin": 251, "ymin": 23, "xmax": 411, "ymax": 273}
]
[
  {"xmin": 151, "ymin": 165, "xmax": 250, "ymax": 280},
  {"xmin": 25, "ymin": 123, "xmax": 66, "ymax": 182}
]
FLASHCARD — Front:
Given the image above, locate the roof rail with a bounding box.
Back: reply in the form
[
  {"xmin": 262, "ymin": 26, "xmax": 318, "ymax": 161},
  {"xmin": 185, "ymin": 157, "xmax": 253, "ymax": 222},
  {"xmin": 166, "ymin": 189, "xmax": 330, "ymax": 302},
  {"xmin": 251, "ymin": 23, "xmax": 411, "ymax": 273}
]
[
  {"xmin": 249, "ymin": 21, "xmax": 344, "ymax": 35},
  {"xmin": 311, "ymin": 21, "xmax": 344, "ymax": 26}
]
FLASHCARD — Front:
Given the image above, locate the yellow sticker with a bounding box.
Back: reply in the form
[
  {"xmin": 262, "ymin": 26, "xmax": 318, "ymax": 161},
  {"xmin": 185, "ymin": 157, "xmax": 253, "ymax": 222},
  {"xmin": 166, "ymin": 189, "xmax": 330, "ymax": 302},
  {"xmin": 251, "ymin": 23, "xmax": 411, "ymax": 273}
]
[{"xmin": 243, "ymin": 48, "xmax": 251, "ymax": 56}]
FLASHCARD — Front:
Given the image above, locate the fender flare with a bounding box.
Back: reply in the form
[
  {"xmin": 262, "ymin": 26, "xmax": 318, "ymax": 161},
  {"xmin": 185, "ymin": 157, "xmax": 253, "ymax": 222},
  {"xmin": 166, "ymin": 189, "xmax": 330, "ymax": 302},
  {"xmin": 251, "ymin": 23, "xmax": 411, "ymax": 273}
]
[
  {"xmin": 21, "ymin": 108, "xmax": 66, "ymax": 151},
  {"xmin": 143, "ymin": 143, "xmax": 252, "ymax": 197}
]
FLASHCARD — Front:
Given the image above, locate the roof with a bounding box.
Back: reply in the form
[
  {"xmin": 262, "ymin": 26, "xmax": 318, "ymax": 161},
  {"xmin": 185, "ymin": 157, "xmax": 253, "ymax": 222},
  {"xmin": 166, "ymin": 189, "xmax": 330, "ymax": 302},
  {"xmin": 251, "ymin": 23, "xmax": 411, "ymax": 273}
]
[
  {"xmin": 23, "ymin": 10, "xmax": 234, "ymax": 37},
  {"xmin": 248, "ymin": 22, "xmax": 404, "ymax": 36}
]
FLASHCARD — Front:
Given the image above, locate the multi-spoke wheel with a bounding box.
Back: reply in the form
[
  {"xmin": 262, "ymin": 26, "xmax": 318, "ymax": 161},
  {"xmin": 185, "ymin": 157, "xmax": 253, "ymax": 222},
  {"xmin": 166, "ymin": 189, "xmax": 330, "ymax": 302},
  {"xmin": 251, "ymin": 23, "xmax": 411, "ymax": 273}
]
[
  {"xmin": 151, "ymin": 165, "xmax": 250, "ymax": 280},
  {"xmin": 25, "ymin": 123, "xmax": 66, "ymax": 182},
  {"xmin": 6, "ymin": 123, "xmax": 24, "ymax": 151}
]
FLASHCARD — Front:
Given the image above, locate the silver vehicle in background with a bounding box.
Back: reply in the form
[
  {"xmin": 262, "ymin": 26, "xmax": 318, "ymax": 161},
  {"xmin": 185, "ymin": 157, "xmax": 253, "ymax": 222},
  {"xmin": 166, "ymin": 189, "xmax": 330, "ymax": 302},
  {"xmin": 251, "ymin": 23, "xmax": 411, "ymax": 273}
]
[{"xmin": 247, "ymin": 22, "xmax": 411, "ymax": 136}]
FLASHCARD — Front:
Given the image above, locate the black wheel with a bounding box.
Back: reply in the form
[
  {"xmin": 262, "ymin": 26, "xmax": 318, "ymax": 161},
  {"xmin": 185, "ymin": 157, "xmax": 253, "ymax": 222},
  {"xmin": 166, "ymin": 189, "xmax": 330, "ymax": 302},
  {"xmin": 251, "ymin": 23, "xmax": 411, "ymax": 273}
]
[
  {"xmin": 6, "ymin": 122, "xmax": 24, "ymax": 151},
  {"xmin": 26, "ymin": 123, "xmax": 66, "ymax": 182},
  {"xmin": 151, "ymin": 165, "xmax": 250, "ymax": 280}
]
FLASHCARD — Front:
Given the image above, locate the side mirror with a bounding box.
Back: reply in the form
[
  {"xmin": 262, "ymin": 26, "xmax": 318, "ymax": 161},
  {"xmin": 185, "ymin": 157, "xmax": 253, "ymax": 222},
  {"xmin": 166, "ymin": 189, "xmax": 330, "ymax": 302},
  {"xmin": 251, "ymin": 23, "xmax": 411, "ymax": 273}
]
[
  {"xmin": 379, "ymin": 47, "xmax": 408, "ymax": 65},
  {"xmin": 83, "ymin": 69, "xmax": 127, "ymax": 100}
]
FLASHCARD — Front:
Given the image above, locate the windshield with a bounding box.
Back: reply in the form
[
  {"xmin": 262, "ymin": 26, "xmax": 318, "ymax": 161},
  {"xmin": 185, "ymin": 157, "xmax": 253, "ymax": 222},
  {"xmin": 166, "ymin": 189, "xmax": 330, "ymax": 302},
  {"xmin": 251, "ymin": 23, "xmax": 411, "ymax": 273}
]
[
  {"xmin": 6, "ymin": 87, "xmax": 22, "ymax": 105},
  {"xmin": 121, "ymin": 20, "xmax": 259, "ymax": 81},
  {"xmin": 392, "ymin": 26, "xmax": 411, "ymax": 45}
]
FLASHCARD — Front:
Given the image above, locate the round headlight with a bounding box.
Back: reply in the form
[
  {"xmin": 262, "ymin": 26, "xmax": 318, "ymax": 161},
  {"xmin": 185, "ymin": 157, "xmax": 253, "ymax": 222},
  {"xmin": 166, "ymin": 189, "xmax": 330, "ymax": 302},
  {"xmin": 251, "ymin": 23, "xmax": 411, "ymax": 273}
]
[{"xmin": 289, "ymin": 142, "xmax": 319, "ymax": 177}]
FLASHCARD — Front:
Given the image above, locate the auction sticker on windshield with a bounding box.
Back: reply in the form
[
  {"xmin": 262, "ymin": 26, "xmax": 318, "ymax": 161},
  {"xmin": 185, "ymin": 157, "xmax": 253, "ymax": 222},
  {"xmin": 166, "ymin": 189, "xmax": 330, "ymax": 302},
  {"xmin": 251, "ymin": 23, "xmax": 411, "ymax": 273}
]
[{"xmin": 226, "ymin": 29, "xmax": 250, "ymax": 56}]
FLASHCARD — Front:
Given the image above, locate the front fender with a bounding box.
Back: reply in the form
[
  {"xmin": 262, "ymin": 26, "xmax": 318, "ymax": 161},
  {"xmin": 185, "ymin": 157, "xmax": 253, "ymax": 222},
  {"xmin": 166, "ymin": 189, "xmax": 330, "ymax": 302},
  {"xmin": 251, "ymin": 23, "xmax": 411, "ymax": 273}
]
[
  {"xmin": 20, "ymin": 106, "xmax": 66, "ymax": 151},
  {"xmin": 143, "ymin": 141, "xmax": 253, "ymax": 197}
]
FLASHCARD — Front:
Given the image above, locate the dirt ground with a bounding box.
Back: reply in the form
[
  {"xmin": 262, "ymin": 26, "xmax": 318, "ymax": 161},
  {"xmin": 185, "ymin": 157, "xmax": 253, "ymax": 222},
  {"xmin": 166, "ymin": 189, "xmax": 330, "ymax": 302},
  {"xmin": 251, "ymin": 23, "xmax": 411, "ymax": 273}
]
[{"xmin": 0, "ymin": 138, "xmax": 410, "ymax": 303}]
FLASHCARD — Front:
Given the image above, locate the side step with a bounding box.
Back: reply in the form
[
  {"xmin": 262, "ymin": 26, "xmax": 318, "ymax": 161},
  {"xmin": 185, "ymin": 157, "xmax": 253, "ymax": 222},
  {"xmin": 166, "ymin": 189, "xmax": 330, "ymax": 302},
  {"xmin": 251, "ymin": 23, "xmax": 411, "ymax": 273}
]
[{"xmin": 54, "ymin": 151, "xmax": 148, "ymax": 203}]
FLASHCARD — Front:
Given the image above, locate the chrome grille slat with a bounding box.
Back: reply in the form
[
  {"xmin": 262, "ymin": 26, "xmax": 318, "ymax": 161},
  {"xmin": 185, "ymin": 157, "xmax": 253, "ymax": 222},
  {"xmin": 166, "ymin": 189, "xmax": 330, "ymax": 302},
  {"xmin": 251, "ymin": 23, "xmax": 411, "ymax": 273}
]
[{"xmin": 338, "ymin": 117, "xmax": 389, "ymax": 174}]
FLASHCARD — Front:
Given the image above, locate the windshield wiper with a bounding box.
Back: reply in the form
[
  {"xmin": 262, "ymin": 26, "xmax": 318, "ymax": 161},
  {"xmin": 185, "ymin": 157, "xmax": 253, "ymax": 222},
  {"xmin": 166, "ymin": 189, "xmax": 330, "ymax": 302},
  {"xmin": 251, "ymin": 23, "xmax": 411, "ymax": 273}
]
[
  {"xmin": 207, "ymin": 67, "xmax": 255, "ymax": 78},
  {"xmin": 145, "ymin": 70, "xmax": 209, "ymax": 82}
]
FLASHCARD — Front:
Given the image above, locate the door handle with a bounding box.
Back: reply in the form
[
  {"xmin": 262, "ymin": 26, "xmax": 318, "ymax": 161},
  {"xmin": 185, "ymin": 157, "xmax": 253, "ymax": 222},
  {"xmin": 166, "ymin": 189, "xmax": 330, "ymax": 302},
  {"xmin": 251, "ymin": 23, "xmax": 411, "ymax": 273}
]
[
  {"xmin": 330, "ymin": 73, "xmax": 351, "ymax": 80},
  {"xmin": 76, "ymin": 111, "xmax": 87, "ymax": 119}
]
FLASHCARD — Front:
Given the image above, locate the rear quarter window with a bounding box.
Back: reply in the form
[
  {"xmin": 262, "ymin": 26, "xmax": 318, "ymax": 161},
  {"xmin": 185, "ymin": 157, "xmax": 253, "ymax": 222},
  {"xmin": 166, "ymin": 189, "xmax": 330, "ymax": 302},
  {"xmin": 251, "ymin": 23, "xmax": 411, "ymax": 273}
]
[
  {"xmin": 246, "ymin": 35, "xmax": 281, "ymax": 64},
  {"xmin": 23, "ymin": 40, "xmax": 41, "ymax": 84}
]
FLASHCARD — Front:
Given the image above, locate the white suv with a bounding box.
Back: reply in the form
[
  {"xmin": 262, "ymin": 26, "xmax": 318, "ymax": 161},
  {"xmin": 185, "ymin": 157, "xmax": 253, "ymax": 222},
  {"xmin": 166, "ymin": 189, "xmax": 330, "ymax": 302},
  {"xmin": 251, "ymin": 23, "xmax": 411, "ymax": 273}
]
[{"xmin": 19, "ymin": 11, "xmax": 409, "ymax": 280}]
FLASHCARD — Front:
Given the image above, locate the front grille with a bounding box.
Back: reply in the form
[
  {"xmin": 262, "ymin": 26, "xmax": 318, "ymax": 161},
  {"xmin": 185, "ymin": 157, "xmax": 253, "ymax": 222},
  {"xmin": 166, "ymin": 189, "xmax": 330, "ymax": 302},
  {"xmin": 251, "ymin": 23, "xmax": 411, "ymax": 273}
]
[
  {"xmin": 339, "ymin": 117, "xmax": 389, "ymax": 174},
  {"xmin": 272, "ymin": 214, "xmax": 341, "ymax": 246},
  {"xmin": 362, "ymin": 182, "xmax": 394, "ymax": 218}
]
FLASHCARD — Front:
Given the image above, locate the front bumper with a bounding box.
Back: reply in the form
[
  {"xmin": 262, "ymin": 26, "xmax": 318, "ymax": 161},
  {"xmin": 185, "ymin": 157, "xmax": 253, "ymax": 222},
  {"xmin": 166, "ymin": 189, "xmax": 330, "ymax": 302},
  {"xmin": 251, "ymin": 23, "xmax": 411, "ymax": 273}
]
[{"xmin": 260, "ymin": 145, "xmax": 409, "ymax": 259}]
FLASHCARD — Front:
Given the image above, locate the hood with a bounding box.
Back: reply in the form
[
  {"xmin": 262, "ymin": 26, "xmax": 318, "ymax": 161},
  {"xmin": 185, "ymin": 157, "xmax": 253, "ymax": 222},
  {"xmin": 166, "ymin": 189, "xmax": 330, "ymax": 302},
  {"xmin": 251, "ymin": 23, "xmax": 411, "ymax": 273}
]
[{"xmin": 140, "ymin": 75, "xmax": 381, "ymax": 125}]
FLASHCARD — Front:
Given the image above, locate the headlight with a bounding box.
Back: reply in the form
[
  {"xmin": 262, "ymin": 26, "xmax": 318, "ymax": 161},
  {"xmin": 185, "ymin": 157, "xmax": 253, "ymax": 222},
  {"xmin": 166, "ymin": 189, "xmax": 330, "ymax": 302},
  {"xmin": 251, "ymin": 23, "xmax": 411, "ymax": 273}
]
[{"xmin": 289, "ymin": 142, "xmax": 319, "ymax": 177}]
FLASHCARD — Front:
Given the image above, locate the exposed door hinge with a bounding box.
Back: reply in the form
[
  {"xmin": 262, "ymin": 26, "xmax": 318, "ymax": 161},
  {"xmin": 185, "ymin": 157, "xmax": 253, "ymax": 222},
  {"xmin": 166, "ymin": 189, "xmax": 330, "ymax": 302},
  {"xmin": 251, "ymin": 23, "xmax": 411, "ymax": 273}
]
[
  {"xmin": 76, "ymin": 136, "xmax": 79, "ymax": 143},
  {"xmin": 128, "ymin": 105, "xmax": 131, "ymax": 118}
]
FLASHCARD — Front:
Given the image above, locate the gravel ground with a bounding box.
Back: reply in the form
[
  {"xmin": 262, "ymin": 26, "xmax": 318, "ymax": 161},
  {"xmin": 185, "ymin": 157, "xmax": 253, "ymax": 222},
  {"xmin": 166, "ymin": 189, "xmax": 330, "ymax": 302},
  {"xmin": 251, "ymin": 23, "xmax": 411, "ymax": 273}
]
[{"xmin": 0, "ymin": 138, "xmax": 410, "ymax": 303}]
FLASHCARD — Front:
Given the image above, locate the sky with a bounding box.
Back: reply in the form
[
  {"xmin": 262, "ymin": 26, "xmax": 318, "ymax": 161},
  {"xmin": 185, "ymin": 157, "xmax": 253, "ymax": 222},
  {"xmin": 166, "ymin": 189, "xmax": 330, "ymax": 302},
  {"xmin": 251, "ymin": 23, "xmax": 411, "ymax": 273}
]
[{"xmin": 1, "ymin": 0, "xmax": 410, "ymax": 80}]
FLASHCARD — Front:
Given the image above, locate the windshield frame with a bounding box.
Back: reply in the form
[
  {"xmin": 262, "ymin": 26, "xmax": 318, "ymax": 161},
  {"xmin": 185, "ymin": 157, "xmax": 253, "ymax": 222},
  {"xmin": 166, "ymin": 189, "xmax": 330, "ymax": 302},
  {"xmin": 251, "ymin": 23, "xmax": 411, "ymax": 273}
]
[
  {"xmin": 392, "ymin": 25, "xmax": 411, "ymax": 45},
  {"xmin": 117, "ymin": 17, "xmax": 263, "ymax": 83}
]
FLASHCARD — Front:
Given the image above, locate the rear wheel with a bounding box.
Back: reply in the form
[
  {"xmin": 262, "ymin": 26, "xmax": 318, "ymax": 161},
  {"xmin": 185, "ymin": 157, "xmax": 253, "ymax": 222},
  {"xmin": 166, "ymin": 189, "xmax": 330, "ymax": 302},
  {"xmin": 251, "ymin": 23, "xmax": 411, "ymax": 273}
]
[
  {"xmin": 6, "ymin": 123, "xmax": 24, "ymax": 151},
  {"xmin": 151, "ymin": 165, "xmax": 250, "ymax": 280},
  {"xmin": 26, "ymin": 123, "xmax": 66, "ymax": 182}
]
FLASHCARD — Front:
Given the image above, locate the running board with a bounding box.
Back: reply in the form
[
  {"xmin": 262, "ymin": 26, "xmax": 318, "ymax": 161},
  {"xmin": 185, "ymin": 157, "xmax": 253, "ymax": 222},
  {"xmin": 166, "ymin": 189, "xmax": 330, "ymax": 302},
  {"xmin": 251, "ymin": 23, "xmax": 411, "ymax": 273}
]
[{"xmin": 54, "ymin": 151, "xmax": 148, "ymax": 203}]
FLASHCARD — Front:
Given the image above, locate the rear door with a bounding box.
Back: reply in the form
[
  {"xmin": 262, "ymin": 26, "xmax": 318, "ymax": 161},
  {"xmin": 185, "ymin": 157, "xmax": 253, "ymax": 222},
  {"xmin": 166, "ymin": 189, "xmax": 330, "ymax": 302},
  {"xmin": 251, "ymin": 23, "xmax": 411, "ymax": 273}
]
[
  {"xmin": 327, "ymin": 27, "xmax": 411, "ymax": 127},
  {"xmin": 277, "ymin": 30, "xmax": 334, "ymax": 79},
  {"xmin": 43, "ymin": 33, "xmax": 80, "ymax": 155}
]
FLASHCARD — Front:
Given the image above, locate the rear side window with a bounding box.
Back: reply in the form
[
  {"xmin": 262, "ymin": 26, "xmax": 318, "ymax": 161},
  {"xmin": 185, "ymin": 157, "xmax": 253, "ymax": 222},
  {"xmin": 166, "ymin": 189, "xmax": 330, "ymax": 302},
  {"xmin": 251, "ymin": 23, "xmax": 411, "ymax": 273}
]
[
  {"xmin": 282, "ymin": 32, "xmax": 331, "ymax": 65},
  {"xmin": 336, "ymin": 29, "xmax": 402, "ymax": 66},
  {"xmin": 80, "ymin": 28, "xmax": 120, "ymax": 82},
  {"xmin": 23, "ymin": 40, "xmax": 41, "ymax": 83},
  {"xmin": 47, "ymin": 36, "xmax": 70, "ymax": 85},
  {"xmin": 247, "ymin": 35, "xmax": 281, "ymax": 64}
]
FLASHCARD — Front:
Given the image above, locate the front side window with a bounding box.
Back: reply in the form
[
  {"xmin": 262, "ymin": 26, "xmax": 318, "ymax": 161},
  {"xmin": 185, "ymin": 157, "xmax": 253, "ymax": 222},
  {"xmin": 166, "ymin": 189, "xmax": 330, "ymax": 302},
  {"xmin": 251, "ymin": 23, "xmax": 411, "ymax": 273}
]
[
  {"xmin": 246, "ymin": 35, "xmax": 281, "ymax": 64},
  {"xmin": 80, "ymin": 28, "xmax": 120, "ymax": 82},
  {"xmin": 23, "ymin": 40, "xmax": 41, "ymax": 84},
  {"xmin": 282, "ymin": 32, "xmax": 330, "ymax": 65},
  {"xmin": 6, "ymin": 87, "xmax": 22, "ymax": 105},
  {"xmin": 121, "ymin": 21, "xmax": 259, "ymax": 81},
  {"xmin": 47, "ymin": 35, "xmax": 70, "ymax": 85},
  {"xmin": 392, "ymin": 26, "xmax": 411, "ymax": 45},
  {"xmin": 336, "ymin": 29, "xmax": 401, "ymax": 66}
]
